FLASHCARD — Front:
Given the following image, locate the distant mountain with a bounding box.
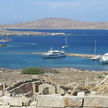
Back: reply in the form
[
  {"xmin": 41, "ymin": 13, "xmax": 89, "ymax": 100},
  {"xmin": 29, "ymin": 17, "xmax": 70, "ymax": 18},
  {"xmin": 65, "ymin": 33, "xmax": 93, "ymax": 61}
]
[{"xmin": 1, "ymin": 18, "xmax": 108, "ymax": 29}]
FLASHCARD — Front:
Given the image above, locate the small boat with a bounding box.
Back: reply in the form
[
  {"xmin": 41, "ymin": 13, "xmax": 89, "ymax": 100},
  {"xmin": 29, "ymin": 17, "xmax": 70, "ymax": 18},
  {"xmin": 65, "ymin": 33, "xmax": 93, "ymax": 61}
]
[
  {"xmin": 100, "ymin": 53, "xmax": 108, "ymax": 64},
  {"xmin": 62, "ymin": 35, "xmax": 68, "ymax": 48},
  {"xmin": 0, "ymin": 39, "xmax": 9, "ymax": 43},
  {"xmin": 91, "ymin": 40, "xmax": 100, "ymax": 60},
  {"xmin": 43, "ymin": 48, "xmax": 66, "ymax": 58},
  {"xmin": 0, "ymin": 35, "xmax": 12, "ymax": 43},
  {"xmin": 91, "ymin": 55, "xmax": 100, "ymax": 61},
  {"xmin": 0, "ymin": 44, "xmax": 7, "ymax": 47},
  {"xmin": 62, "ymin": 45, "xmax": 68, "ymax": 49}
]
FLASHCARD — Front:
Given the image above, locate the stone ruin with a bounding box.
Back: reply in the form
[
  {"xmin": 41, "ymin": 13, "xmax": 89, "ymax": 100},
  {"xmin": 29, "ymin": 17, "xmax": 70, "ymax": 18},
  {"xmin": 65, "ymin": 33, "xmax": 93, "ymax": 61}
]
[
  {"xmin": 5, "ymin": 79, "xmax": 67, "ymax": 97},
  {"xmin": 0, "ymin": 78, "xmax": 97, "ymax": 98},
  {"xmin": 0, "ymin": 76, "xmax": 108, "ymax": 108}
]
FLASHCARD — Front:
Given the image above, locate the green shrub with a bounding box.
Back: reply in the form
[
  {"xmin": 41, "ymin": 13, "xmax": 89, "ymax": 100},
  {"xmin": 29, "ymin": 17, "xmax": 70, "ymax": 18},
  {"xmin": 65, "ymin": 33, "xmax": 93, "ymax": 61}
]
[{"xmin": 21, "ymin": 67, "xmax": 44, "ymax": 75}]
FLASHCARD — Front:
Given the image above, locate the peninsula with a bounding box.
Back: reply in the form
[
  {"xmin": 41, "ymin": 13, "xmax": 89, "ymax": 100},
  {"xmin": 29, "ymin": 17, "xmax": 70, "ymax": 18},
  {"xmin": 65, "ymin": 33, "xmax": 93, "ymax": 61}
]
[{"xmin": 0, "ymin": 29, "xmax": 65, "ymax": 36}]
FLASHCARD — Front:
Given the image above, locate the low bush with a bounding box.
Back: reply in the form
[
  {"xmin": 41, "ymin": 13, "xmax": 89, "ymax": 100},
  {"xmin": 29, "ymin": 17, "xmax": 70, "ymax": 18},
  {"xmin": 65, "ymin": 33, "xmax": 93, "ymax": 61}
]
[{"xmin": 21, "ymin": 67, "xmax": 44, "ymax": 75}]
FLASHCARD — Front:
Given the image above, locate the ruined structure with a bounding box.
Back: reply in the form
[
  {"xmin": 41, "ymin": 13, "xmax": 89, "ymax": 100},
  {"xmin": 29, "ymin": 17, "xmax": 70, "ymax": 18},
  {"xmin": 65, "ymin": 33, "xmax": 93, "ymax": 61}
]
[{"xmin": 0, "ymin": 76, "xmax": 108, "ymax": 108}]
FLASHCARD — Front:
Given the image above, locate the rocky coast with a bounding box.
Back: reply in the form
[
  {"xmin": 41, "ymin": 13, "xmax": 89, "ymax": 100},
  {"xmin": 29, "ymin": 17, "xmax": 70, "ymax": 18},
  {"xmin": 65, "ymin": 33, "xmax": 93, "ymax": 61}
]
[{"xmin": 0, "ymin": 29, "xmax": 65, "ymax": 36}]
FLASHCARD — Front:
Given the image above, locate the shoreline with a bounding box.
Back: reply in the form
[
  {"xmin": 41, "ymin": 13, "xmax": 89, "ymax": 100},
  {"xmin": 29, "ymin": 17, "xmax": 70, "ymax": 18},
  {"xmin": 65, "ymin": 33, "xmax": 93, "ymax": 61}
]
[
  {"xmin": 0, "ymin": 66, "xmax": 107, "ymax": 84},
  {"xmin": 0, "ymin": 28, "xmax": 107, "ymax": 37},
  {"xmin": 0, "ymin": 64, "xmax": 107, "ymax": 73},
  {"xmin": 0, "ymin": 29, "xmax": 65, "ymax": 36}
]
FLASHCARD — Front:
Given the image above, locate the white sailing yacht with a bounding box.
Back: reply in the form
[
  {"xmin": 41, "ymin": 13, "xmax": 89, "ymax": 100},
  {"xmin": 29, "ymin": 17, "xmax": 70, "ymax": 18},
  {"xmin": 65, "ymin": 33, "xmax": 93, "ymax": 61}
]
[
  {"xmin": 0, "ymin": 35, "xmax": 11, "ymax": 42},
  {"xmin": 62, "ymin": 35, "xmax": 68, "ymax": 48},
  {"xmin": 91, "ymin": 40, "xmax": 100, "ymax": 60}
]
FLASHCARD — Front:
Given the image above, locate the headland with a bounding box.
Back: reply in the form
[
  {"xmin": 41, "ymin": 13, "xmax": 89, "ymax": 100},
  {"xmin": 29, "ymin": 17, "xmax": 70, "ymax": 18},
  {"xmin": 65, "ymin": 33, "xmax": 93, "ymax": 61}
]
[{"xmin": 0, "ymin": 29, "xmax": 65, "ymax": 36}]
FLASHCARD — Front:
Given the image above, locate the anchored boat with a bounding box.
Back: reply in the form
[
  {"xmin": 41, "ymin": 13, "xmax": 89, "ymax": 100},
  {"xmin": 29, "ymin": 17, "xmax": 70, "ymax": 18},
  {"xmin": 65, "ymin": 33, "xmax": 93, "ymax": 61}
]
[
  {"xmin": 91, "ymin": 40, "xmax": 100, "ymax": 60},
  {"xmin": 0, "ymin": 35, "xmax": 12, "ymax": 43},
  {"xmin": 100, "ymin": 53, "xmax": 108, "ymax": 64},
  {"xmin": 43, "ymin": 48, "xmax": 66, "ymax": 58},
  {"xmin": 0, "ymin": 44, "xmax": 7, "ymax": 47}
]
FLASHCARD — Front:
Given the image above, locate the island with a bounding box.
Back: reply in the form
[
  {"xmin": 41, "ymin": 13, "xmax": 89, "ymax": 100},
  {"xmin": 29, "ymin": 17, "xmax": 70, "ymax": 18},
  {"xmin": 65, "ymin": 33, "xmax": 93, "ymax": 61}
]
[{"xmin": 0, "ymin": 18, "xmax": 108, "ymax": 30}]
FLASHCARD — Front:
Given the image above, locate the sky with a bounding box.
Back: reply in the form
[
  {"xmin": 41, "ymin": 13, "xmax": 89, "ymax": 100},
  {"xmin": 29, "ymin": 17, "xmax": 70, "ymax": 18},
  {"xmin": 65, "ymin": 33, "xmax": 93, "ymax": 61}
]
[{"xmin": 0, "ymin": 0, "xmax": 108, "ymax": 24}]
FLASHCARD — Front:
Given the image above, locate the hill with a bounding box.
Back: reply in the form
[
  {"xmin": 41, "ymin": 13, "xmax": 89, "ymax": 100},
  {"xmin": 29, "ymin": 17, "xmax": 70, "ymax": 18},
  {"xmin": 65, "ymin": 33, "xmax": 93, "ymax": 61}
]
[{"xmin": 1, "ymin": 18, "xmax": 108, "ymax": 29}]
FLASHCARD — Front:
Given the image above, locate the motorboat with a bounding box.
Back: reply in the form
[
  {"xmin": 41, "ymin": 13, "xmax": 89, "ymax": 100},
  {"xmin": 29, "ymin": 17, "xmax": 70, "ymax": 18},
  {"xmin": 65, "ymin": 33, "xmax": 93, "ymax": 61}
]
[
  {"xmin": 43, "ymin": 48, "xmax": 66, "ymax": 58},
  {"xmin": 100, "ymin": 53, "xmax": 108, "ymax": 64}
]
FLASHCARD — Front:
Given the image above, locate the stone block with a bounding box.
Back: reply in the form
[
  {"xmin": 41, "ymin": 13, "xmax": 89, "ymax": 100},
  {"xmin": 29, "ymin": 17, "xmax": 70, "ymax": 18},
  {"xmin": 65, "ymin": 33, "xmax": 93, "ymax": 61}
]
[
  {"xmin": 4, "ymin": 92, "xmax": 11, "ymax": 97},
  {"xmin": 36, "ymin": 107, "xmax": 55, "ymax": 108},
  {"xmin": 10, "ymin": 96, "xmax": 30, "ymax": 107},
  {"xmin": 30, "ymin": 101, "xmax": 37, "ymax": 108},
  {"xmin": 9, "ymin": 106, "xmax": 26, "ymax": 108},
  {"xmin": 0, "ymin": 90, "xmax": 3, "ymax": 96},
  {"xmin": 37, "ymin": 95, "xmax": 83, "ymax": 108},
  {"xmin": 10, "ymin": 98, "xmax": 23, "ymax": 107},
  {"xmin": 77, "ymin": 92, "xmax": 85, "ymax": 97},
  {"xmin": 9, "ymin": 106, "xmax": 27, "ymax": 108},
  {"xmin": 64, "ymin": 96, "xmax": 83, "ymax": 107},
  {"xmin": 84, "ymin": 96, "xmax": 108, "ymax": 107},
  {"xmin": 0, "ymin": 106, "xmax": 9, "ymax": 108},
  {"xmin": 1, "ymin": 96, "xmax": 12, "ymax": 105},
  {"xmin": 37, "ymin": 95, "xmax": 65, "ymax": 107}
]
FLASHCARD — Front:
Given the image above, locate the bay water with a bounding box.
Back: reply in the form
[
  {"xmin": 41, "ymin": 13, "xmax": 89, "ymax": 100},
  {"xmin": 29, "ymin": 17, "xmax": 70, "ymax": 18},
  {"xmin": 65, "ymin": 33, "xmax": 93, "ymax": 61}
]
[{"xmin": 0, "ymin": 29, "xmax": 108, "ymax": 71}]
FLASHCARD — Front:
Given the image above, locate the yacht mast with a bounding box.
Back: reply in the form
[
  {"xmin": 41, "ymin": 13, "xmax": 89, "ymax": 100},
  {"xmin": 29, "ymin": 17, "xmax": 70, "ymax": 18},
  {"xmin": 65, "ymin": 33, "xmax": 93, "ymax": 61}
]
[
  {"xmin": 65, "ymin": 35, "xmax": 67, "ymax": 45},
  {"xmin": 94, "ymin": 40, "xmax": 96, "ymax": 56}
]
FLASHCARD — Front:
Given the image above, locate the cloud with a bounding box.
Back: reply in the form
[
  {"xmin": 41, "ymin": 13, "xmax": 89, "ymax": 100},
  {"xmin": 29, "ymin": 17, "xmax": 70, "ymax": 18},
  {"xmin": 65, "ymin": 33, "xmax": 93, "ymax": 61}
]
[{"xmin": 35, "ymin": 1, "xmax": 74, "ymax": 8}]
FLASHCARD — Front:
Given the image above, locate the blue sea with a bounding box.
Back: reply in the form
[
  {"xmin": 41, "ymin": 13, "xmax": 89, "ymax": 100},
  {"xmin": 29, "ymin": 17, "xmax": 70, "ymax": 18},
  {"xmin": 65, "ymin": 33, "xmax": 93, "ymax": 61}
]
[{"xmin": 0, "ymin": 29, "xmax": 108, "ymax": 71}]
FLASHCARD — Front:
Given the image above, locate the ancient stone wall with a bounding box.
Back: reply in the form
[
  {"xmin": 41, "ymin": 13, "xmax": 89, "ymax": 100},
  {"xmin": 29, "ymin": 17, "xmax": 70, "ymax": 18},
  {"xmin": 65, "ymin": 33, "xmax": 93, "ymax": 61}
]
[
  {"xmin": 36, "ymin": 95, "xmax": 108, "ymax": 108},
  {"xmin": 1, "ymin": 95, "xmax": 108, "ymax": 108},
  {"xmin": 10, "ymin": 83, "xmax": 33, "ymax": 95}
]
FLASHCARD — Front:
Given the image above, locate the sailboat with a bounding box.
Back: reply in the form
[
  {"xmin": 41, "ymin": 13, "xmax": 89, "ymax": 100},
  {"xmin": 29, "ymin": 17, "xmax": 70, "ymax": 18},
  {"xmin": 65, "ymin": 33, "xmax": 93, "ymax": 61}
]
[
  {"xmin": 62, "ymin": 35, "xmax": 68, "ymax": 48},
  {"xmin": 0, "ymin": 35, "xmax": 11, "ymax": 43},
  {"xmin": 4, "ymin": 35, "xmax": 12, "ymax": 42},
  {"xmin": 91, "ymin": 40, "xmax": 100, "ymax": 60}
]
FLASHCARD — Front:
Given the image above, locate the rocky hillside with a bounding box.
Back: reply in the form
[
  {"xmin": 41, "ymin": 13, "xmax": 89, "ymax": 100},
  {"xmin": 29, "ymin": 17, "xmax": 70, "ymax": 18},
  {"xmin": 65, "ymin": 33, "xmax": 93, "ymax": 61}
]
[{"xmin": 1, "ymin": 18, "xmax": 108, "ymax": 29}]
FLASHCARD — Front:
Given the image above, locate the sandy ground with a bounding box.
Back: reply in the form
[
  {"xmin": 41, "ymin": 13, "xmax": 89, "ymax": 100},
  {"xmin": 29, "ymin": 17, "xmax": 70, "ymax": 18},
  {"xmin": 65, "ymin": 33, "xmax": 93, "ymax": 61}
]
[{"xmin": 0, "ymin": 68, "xmax": 108, "ymax": 87}]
